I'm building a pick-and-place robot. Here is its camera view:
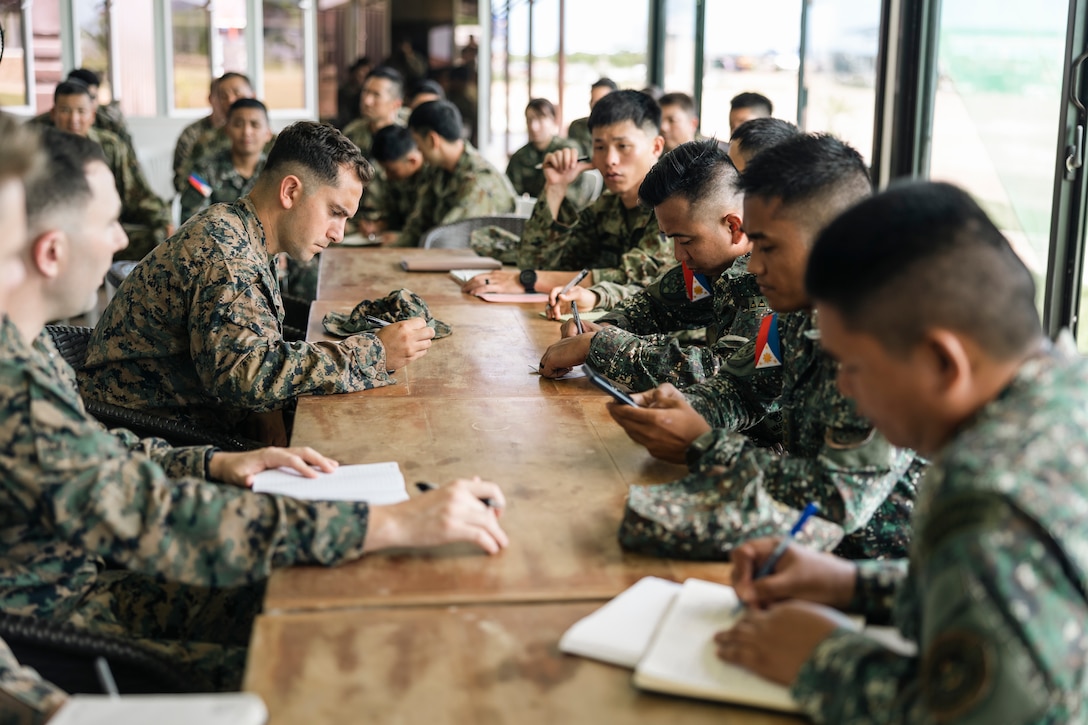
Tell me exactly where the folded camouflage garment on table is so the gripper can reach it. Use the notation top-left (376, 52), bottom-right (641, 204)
top-left (322, 288), bottom-right (452, 338)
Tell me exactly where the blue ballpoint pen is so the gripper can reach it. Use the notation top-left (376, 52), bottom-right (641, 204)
top-left (754, 502), bottom-right (820, 579)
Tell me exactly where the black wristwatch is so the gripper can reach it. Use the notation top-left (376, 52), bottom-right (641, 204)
top-left (519, 269), bottom-right (538, 293)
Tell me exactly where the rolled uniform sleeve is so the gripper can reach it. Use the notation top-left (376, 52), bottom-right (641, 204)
top-left (0, 637), bottom-right (68, 725)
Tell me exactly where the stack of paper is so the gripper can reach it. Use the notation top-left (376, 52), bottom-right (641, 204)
top-left (251, 462), bottom-right (409, 505)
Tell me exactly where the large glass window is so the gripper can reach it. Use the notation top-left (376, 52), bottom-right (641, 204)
top-left (171, 0), bottom-right (211, 110)
top-left (701, 0), bottom-right (802, 140)
top-left (928, 0), bottom-right (1068, 317)
top-left (112, 0), bottom-right (155, 116)
top-left (663, 0), bottom-right (695, 95)
top-left (562, 0), bottom-right (648, 126)
top-left (0, 0), bottom-right (28, 108)
top-left (73, 0), bottom-right (111, 102)
top-left (263, 0), bottom-right (306, 110)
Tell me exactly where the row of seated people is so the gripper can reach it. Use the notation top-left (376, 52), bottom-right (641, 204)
top-left (1, 80), bottom-right (1083, 723)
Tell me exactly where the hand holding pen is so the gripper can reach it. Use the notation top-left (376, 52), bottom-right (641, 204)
top-left (546, 268), bottom-right (590, 319)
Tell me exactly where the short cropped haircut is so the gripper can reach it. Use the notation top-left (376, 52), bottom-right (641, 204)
top-left (639, 139), bottom-right (740, 215)
top-left (659, 92), bottom-right (696, 115)
top-left (25, 127), bottom-right (106, 233)
top-left (67, 68), bottom-right (101, 88)
top-left (263, 121), bottom-right (373, 188)
top-left (592, 78), bottom-right (618, 92)
top-left (227, 97), bottom-right (268, 120)
top-left (0, 114), bottom-right (45, 193)
top-left (407, 80), bottom-right (446, 104)
top-left (54, 81), bottom-right (93, 102)
top-left (407, 100), bottom-right (464, 142)
top-left (365, 66), bottom-right (405, 99)
top-left (730, 117), bottom-right (801, 157)
top-left (371, 124), bottom-right (417, 163)
top-left (730, 92), bottom-right (773, 115)
top-left (526, 98), bottom-right (557, 119)
top-left (738, 133), bottom-right (871, 237)
top-left (807, 181), bottom-right (1042, 359)
top-left (588, 89), bottom-right (661, 135)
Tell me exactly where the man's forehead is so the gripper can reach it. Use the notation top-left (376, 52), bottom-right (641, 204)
top-left (591, 120), bottom-right (646, 140)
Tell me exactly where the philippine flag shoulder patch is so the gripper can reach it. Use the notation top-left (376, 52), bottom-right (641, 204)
top-left (754, 313), bottom-right (782, 369)
top-left (682, 262), bottom-right (713, 302)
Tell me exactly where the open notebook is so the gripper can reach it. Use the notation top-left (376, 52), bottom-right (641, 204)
top-left (251, 462), bottom-right (409, 504)
top-left (400, 256), bottom-right (502, 272)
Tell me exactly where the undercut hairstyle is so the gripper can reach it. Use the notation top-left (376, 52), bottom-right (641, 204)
top-left (407, 100), bottom-right (464, 142)
top-left (588, 89), bottom-right (661, 136)
top-left (371, 124), bottom-right (417, 163)
top-left (262, 121), bottom-right (373, 188)
top-left (730, 92), bottom-right (773, 116)
top-left (738, 133), bottom-right (871, 236)
top-left (0, 114), bottom-right (45, 197)
top-left (67, 68), bottom-right (101, 88)
top-left (407, 80), bottom-right (446, 104)
top-left (227, 97), bottom-right (268, 120)
top-left (807, 181), bottom-right (1042, 359)
top-left (592, 78), bottom-right (618, 92)
top-left (54, 81), bottom-right (93, 102)
top-left (639, 139), bottom-right (740, 216)
top-left (659, 92), bottom-right (696, 115)
top-left (365, 66), bottom-right (405, 99)
top-left (730, 117), bottom-right (801, 157)
top-left (218, 71), bottom-right (253, 88)
top-left (25, 127), bottom-right (106, 233)
top-left (526, 98), bottom-right (557, 119)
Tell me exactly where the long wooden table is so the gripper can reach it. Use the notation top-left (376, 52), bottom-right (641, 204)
top-left (246, 246), bottom-right (802, 723)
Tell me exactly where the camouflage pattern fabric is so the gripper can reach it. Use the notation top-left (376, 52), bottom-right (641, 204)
top-left (0, 317), bottom-right (377, 695)
top-left (179, 149), bottom-right (265, 223)
top-left (173, 115), bottom-right (217, 193)
top-left (342, 118), bottom-right (379, 157)
top-left (88, 127), bottom-right (170, 262)
top-left (393, 143), bottom-right (517, 247)
top-left (0, 635), bottom-right (68, 724)
top-left (79, 198), bottom-right (394, 436)
top-left (792, 337), bottom-right (1088, 723)
top-left (517, 193), bottom-right (670, 308)
top-left (32, 105), bottom-right (135, 152)
top-left (323, 289), bottom-right (452, 339)
top-left (469, 225), bottom-right (521, 265)
top-left (619, 310), bottom-right (921, 561)
top-left (587, 254), bottom-right (770, 391)
top-left (356, 164), bottom-right (431, 231)
top-left (566, 117), bottom-right (591, 156)
top-left (505, 135), bottom-right (596, 207)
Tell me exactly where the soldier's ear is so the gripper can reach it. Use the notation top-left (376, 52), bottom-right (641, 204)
top-left (279, 174), bottom-right (304, 209)
top-left (30, 229), bottom-right (67, 281)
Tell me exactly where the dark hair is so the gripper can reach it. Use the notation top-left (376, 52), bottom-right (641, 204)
top-left (525, 98), bottom-right (557, 119)
top-left (54, 81), bottom-right (93, 102)
top-left (592, 78), bottom-right (618, 92)
top-left (407, 79), bottom-right (446, 104)
top-left (640, 85), bottom-right (665, 102)
top-left (371, 124), bottom-right (417, 163)
top-left (67, 68), bottom-right (101, 88)
top-left (807, 181), bottom-right (1042, 358)
top-left (349, 56), bottom-right (371, 73)
top-left (639, 139), bottom-right (740, 212)
top-left (730, 92), bottom-right (773, 115)
top-left (588, 89), bottom-right (661, 135)
top-left (407, 100), bottom-right (463, 142)
top-left (738, 133), bottom-right (871, 235)
top-left (263, 121), bottom-right (372, 187)
top-left (659, 92), bottom-right (695, 115)
top-left (0, 113), bottom-right (44, 190)
top-left (364, 66), bottom-right (405, 99)
top-left (25, 127), bottom-right (106, 231)
top-left (217, 71), bottom-right (253, 91)
top-left (227, 97), bottom-right (268, 120)
top-left (729, 117), bottom-right (801, 156)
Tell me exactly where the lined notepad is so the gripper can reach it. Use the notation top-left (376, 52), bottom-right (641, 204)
top-left (251, 462), bottom-right (408, 505)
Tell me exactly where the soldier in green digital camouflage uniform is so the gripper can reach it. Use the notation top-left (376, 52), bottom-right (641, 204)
top-left (506, 98), bottom-right (596, 208)
top-left (394, 100), bottom-right (515, 247)
top-left (565, 77), bottom-right (617, 156)
top-left (179, 98), bottom-right (272, 223)
top-left (356, 124), bottom-right (431, 239)
top-left (0, 129), bottom-right (507, 718)
top-left (461, 90), bottom-right (669, 309)
top-left (608, 134), bottom-right (921, 562)
top-left (51, 81), bottom-right (171, 261)
top-left (717, 181), bottom-right (1088, 724)
top-left (80, 122), bottom-right (436, 445)
top-left (341, 66), bottom-right (404, 158)
top-left (173, 72), bottom-right (255, 193)
top-left (31, 68), bottom-right (135, 151)
top-left (538, 140), bottom-right (769, 391)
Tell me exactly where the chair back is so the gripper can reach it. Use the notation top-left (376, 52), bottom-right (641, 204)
top-left (46, 325), bottom-right (93, 371)
top-left (422, 214), bottom-right (529, 249)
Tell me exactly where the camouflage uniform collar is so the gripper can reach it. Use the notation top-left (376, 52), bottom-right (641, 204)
top-left (229, 197), bottom-right (269, 258)
top-left (454, 142), bottom-right (483, 173)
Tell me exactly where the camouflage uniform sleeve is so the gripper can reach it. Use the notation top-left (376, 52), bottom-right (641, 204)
top-left (178, 158), bottom-right (214, 223)
top-left (516, 195), bottom-right (596, 270)
top-left (113, 141), bottom-right (170, 231)
top-left (791, 493), bottom-right (1083, 723)
top-left (587, 325), bottom-right (724, 392)
top-left (0, 637), bottom-right (68, 725)
top-left (848, 559), bottom-right (909, 624)
top-left (684, 338), bottom-right (785, 431)
top-left (393, 178), bottom-right (438, 247)
top-left (595, 265), bottom-right (713, 334)
top-left (3, 362), bottom-right (374, 586)
top-left (107, 426), bottom-right (210, 480)
top-left (173, 122), bottom-right (203, 193)
top-left (355, 165), bottom-right (388, 224)
top-left (190, 260), bottom-right (392, 408)
top-left (505, 147), bottom-right (532, 197)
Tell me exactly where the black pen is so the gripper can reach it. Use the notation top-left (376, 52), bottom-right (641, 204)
top-left (365, 315), bottom-right (391, 327)
top-left (571, 301), bottom-right (585, 334)
top-left (533, 156), bottom-right (591, 170)
top-left (416, 481), bottom-right (499, 509)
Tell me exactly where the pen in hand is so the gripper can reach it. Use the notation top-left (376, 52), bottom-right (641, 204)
top-left (754, 502), bottom-right (820, 579)
top-left (558, 268), bottom-right (590, 297)
top-left (571, 301), bottom-right (584, 334)
top-left (534, 156), bottom-right (591, 170)
top-left (416, 481), bottom-right (500, 510)
top-left (365, 315), bottom-right (391, 328)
